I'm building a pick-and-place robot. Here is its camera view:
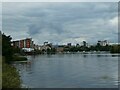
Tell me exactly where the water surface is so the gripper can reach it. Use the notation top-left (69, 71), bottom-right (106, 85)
top-left (13, 53), bottom-right (119, 88)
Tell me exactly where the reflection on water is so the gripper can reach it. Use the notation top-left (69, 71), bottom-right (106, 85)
top-left (13, 53), bottom-right (119, 88)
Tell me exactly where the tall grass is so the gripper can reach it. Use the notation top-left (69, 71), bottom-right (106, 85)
top-left (2, 58), bottom-right (21, 88)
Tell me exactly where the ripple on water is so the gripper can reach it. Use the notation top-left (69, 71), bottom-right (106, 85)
top-left (15, 54), bottom-right (118, 88)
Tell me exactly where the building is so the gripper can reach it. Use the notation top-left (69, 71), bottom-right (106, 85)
top-left (48, 43), bottom-right (53, 47)
top-left (98, 40), bottom-right (108, 46)
top-left (44, 42), bottom-right (48, 46)
top-left (12, 41), bottom-right (19, 48)
top-left (38, 45), bottom-right (51, 52)
top-left (26, 38), bottom-right (32, 48)
top-left (12, 38), bottom-right (34, 52)
top-left (76, 43), bottom-right (80, 47)
top-left (67, 43), bottom-right (71, 47)
top-left (34, 44), bottom-right (42, 50)
top-left (12, 38), bottom-right (33, 48)
top-left (36, 42), bottom-right (52, 51)
top-left (20, 40), bottom-right (24, 48)
top-left (22, 48), bottom-right (34, 52)
top-left (56, 47), bottom-right (64, 53)
top-left (83, 41), bottom-right (88, 47)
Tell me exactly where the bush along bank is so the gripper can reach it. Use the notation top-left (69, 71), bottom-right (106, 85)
top-left (12, 55), bottom-right (27, 61)
top-left (2, 59), bottom-right (21, 88)
top-left (2, 33), bottom-right (26, 88)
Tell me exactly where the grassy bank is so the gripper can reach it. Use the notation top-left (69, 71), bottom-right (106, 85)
top-left (2, 59), bottom-right (21, 88)
top-left (2, 55), bottom-right (28, 88)
top-left (12, 55), bottom-right (27, 61)
top-left (2, 33), bottom-right (26, 89)
top-left (0, 56), bottom-right (2, 89)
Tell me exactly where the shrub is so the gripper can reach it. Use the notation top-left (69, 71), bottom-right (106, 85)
top-left (12, 56), bottom-right (27, 61)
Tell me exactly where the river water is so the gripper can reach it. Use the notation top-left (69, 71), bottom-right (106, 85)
top-left (13, 53), bottom-right (119, 88)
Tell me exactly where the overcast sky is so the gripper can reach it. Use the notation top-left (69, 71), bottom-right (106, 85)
top-left (2, 2), bottom-right (118, 45)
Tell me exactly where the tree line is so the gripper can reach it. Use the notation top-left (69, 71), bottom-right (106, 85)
top-left (63, 44), bottom-right (120, 53)
top-left (2, 33), bottom-right (21, 88)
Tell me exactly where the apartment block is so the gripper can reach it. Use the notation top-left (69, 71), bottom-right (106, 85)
top-left (12, 38), bottom-right (34, 48)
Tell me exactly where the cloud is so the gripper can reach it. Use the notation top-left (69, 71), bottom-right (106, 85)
top-left (2, 2), bottom-right (118, 45)
top-left (2, 0), bottom-right (120, 2)
top-left (109, 16), bottom-right (118, 27)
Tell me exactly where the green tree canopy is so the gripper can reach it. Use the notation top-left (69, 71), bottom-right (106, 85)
top-left (2, 33), bottom-right (13, 63)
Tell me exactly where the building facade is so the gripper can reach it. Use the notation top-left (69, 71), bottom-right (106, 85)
top-left (98, 40), bottom-right (108, 46)
top-left (67, 43), bottom-right (72, 47)
top-left (12, 38), bottom-right (34, 48)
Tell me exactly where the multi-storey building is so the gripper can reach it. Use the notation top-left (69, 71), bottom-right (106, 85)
top-left (12, 38), bottom-right (34, 48)
top-left (20, 40), bottom-right (24, 48)
top-left (12, 41), bottom-right (19, 48)
top-left (26, 38), bottom-right (32, 48)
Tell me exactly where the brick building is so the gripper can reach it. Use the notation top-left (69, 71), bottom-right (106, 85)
top-left (12, 38), bottom-right (34, 48)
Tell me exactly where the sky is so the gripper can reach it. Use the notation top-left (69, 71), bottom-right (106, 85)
top-left (1, 0), bottom-right (120, 2)
top-left (2, 2), bottom-right (118, 45)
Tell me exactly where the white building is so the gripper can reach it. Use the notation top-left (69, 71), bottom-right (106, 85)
top-left (22, 48), bottom-right (34, 52)
top-left (98, 40), bottom-right (108, 46)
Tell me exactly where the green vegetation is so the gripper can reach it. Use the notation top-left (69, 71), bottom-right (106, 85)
top-left (64, 44), bottom-right (120, 53)
top-left (34, 47), bottom-right (56, 54)
top-left (2, 33), bottom-right (23, 88)
top-left (1, 32), bottom-right (120, 89)
top-left (110, 45), bottom-right (120, 53)
top-left (2, 33), bottom-right (27, 63)
top-left (46, 48), bottom-right (56, 54)
top-left (2, 34), bottom-right (13, 63)
top-left (0, 56), bottom-right (2, 89)
top-left (2, 59), bottom-right (21, 88)
top-left (12, 55), bottom-right (27, 61)
top-left (34, 49), bottom-right (42, 54)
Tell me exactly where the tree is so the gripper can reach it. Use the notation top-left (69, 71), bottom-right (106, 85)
top-left (47, 48), bottom-right (51, 54)
top-left (2, 34), bottom-right (13, 63)
top-left (2, 33), bottom-right (21, 88)
top-left (110, 45), bottom-right (120, 53)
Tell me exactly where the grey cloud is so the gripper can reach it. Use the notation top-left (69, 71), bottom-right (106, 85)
top-left (27, 24), bottom-right (40, 35)
top-left (2, 2), bottom-right (118, 45)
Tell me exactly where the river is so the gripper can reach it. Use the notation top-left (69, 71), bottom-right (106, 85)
top-left (13, 53), bottom-right (119, 88)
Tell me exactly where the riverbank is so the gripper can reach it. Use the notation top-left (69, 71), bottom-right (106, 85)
top-left (2, 55), bottom-right (28, 88)
top-left (12, 54), bottom-right (27, 61)
top-left (2, 59), bottom-right (21, 88)
top-left (24, 51), bottom-right (120, 55)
